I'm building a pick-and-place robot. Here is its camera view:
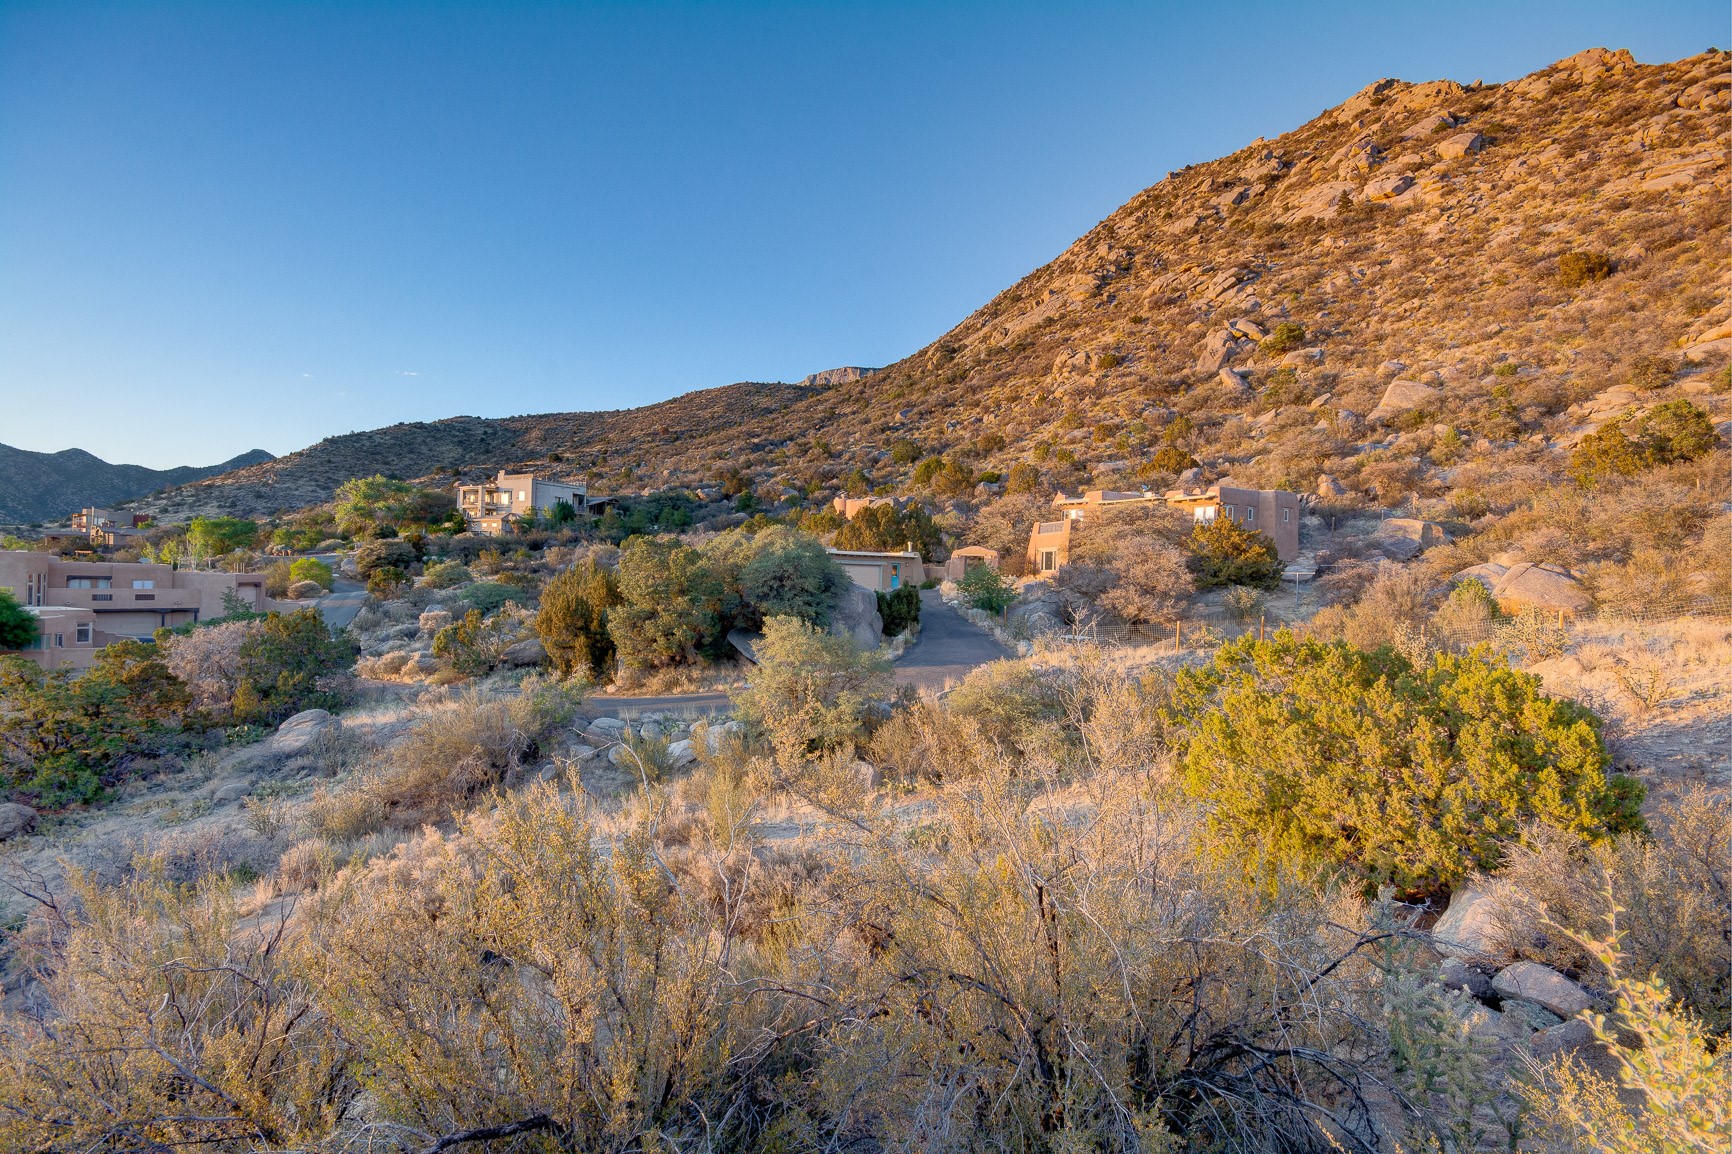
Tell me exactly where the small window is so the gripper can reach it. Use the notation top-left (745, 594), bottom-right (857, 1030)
top-left (1282, 508), bottom-right (1291, 522)
top-left (1039, 549), bottom-right (1058, 572)
top-left (1245, 506), bottom-right (1256, 524)
top-left (519, 491), bottom-right (528, 501)
top-left (1224, 505), bottom-right (1235, 519)
top-left (54, 633), bottom-right (64, 647)
top-left (135, 593), bottom-right (154, 601)
top-left (76, 623), bottom-right (91, 644)
top-left (132, 579), bottom-right (155, 589)
top-left (92, 593), bottom-right (113, 602)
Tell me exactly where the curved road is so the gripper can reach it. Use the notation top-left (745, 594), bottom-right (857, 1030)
top-left (893, 588), bottom-right (1013, 693)
top-left (599, 590), bottom-right (1011, 714)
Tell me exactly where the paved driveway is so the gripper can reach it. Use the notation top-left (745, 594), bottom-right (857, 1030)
top-left (895, 589), bottom-right (1013, 693)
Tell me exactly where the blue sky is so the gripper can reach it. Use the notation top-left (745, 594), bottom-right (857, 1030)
top-left (0, 1), bottom-right (1723, 468)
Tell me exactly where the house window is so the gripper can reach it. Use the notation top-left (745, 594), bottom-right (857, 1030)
top-left (76, 623), bottom-right (91, 644)
top-left (92, 594), bottom-right (113, 602)
top-left (132, 579), bottom-right (155, 589)
top-left (519, 491), bottom-right (528, 502)
top-left (1224, 505), bottom-right (1235, 519)
top-left (1039, 550), bottom-right (1058, 572)
top-left (890, 565), bottom-right (901, 590)
top-left (135, 594), bottom-right (155, 601)
top-left (66, 577), bottom-right (112, 589)
top-left (1282, 508), bottom-right (1291, 522)
top-left (1244, 506), bottom-right (1255, 524)
top-left (54, 633), bottom-right (64, 647)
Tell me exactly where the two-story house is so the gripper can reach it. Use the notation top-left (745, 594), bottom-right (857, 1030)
top-left (455, 471), bottom-right (606, 534)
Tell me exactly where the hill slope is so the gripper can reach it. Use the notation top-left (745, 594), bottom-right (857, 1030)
top-left (0, 444), bottom-right (274, 524)
top-left (133, 46), bottom-right (1729, 520)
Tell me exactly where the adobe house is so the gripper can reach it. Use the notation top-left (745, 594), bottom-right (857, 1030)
top-left (1163, 483), bottom-right (1302, 562)
top-left (943, 545), bottom-right (1000, 581)
top-left (826, 547), bottom-right (924, 592)
top-left (0, 551), bottom-right (267, 669)
top-left (831, 495), bottom-right (904, 520)
top-left (456, 470), bottom-right (605, 534)
top-left (1026, 482), bottom-right (1303, 572)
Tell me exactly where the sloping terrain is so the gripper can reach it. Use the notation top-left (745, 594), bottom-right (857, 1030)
top-left (130, 47), bottom-right (1728, 519)
top-left (0, 444), bottom-right (273, 524)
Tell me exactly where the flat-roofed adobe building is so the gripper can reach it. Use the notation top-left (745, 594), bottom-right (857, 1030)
top-left (1027, 482), bottom-right (1303, 573)
top-left (456, 471), bottom-right (606, 534)
top-left (0, 552), bottom-right (266, 669)
top-left (826, 547), bottom-right (924, 592)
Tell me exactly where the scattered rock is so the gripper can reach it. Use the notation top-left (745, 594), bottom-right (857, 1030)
top-left (1316, 474), bottom-right (1349, 498)
top-left (1363, 172), bottom-right (1415, 201)
top-left (211, 779), bottom-right (252, 804)
top-left (1491, 562), bottom-right (1591, 616)
top-left (1218, 367), bottom-right (1252, 393)
top-left (0, 802), bottom-right (38, 842)
top-left (1452, 562), bottom-right (1509, 595)
top-left (269, 709), bottom-right (341, 756)
top-left (1377, 517), bottom-right (1450, 550)
top-left (285, 579), bottom-right (326, 600)
top-left (1531, 1017), bottom-right (1596, 1058)
top-left (1435, 131), bottom-right (1485, 159)
top-left (851, 759), bottom-right (882, 789)
top-left (1432, 881), bottom-right (1504, 960)
top-left (1195, 328), bottom-right (1247, 374)
top-left (1369, 378), bottom-right (1443, 423)
top-left (499, 638), bottom-right (549, 668)
top-left (666, 739), bottom-right (698, 769)
top-left (1492, 961), bottom-right (1592, 1018)
top-left (830, 582), bottom-right (885, 651)
top-left (1439, 958), bottom-right (1493, 1000)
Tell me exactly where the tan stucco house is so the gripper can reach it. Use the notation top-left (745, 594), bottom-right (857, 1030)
top-left (0, 552), bottom-right (266, 669)
top-left (1027, 482), bottom-right (1302, 573)
top-left (457, 471), bottom-right (605, 534)
top-left (826, 547), bottom-right (924, 592)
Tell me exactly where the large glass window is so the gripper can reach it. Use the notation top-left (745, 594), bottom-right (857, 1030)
top-left (132, 579), bottom-right (155, 589)
top-left (66, 577), bottom-right (112, 589)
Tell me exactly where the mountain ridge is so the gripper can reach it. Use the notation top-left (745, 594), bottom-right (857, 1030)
top-left (0, 444), bottom-right (274, 524)
top-left (126, 45), bottom-right (1729, 522)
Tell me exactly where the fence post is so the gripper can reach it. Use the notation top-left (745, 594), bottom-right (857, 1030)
top-left (1175, 621), bottom-right (1182, 651)
top-left (1259, 615), bottom-right (1265, 642)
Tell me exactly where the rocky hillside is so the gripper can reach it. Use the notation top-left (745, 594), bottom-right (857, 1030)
top-left (0, 444), bottom-right (273, 524)
top-left (132, 47), bottom-right (1728, 520)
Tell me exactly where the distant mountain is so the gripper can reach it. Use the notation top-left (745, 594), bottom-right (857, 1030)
top-left (798, 366), bottom-right (879, 387)
top-left (0, 444), bottom-right (275, 524)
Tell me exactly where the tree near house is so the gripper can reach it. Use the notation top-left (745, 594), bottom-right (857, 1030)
top-left (0, 589), bottom-right (36, 651)
top-left (289, 557), bottom-right (334, 590)
top-left (833, 502), bottom-right (942, 559)
top-left (731, 615), bottom-right (893, 772)
top-left (535, 560), bottom-right (619, 680)
top-left (608, 537), bottom-right (726, 670)
top-left (1187, 516), bottom-right (1283, 590)
top-left (186, 516), bottom-right (258, 564)
top-left (332, 475), bottom-right (455, 534)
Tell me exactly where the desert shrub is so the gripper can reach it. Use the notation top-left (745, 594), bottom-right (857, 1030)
top-left (1005, 461), bottom-right (1041, 493)
top-left (0, 866), bottom-right (346, 1151)
top-left (945, 660), bottom-right (1064, 756)
top-left (707, 525), bottom-right (847, 628)
top-left (832, 501), bottom-right (942, 559)
top-left (289, 557), bottom-right (334, 590)
top-left (419, 559), bottom-right (472, 589)
top-left (609, 537), bottom-right (726, 670)
top-left (535, 560), bottom-right (619, 679)
top-left (1221, 584), bottom-right (1266, 623)
top-left (1557, 250), bottom-right (1613, 289)
top-left (262, 559), bottom-right (294, 598)
top-left (1571, 400), bottom-right (1721, 485)
top-left (1168, 633), bottom-right (1644, 899)
top-left (433, 606), bottom-right (531, 677)
top-left (731, 616), bottom-right (892, 771)
top-left (160, 618), bottom-right (255, 712)
top-left (0, 643), bottom-right (193, 807)
top-left (368, 681), bottom-right (575, 825)
top-left (1431, 578), bottom-right (1500, 649)
top-left (365, 565), bottom-right (408, 599)
top-left (1260, 321), bottom-right (1305, 354)
top-left (1145, 444), bottom-right (1199, 474)
top-left (1492, 790), bottom-right (1731, 1035)
top-left (1095, 540), bottom-right (1192, 625)
top-left (1187, 516), bottom-right (1283, 590)
top-left (333, 474), bottom-right (453, 534)
top-left (875, 584), bottom-right (921, 636)
top-left (958, 561), bottom-right (1017, 613)
top-left (1519, 936), bottom-right (1731, 1154)
top-left (354, 536), bottom-right (416, 578)
top-left (0, 588), bottom-right (36, 649)
top-left (456, 580), bottom-right (527, 614)
top-left (230, 609), bottom-right (355, 724)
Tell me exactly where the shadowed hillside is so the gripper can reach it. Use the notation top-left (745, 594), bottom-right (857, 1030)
top-left (0, 444), bottom-right (273, 523)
